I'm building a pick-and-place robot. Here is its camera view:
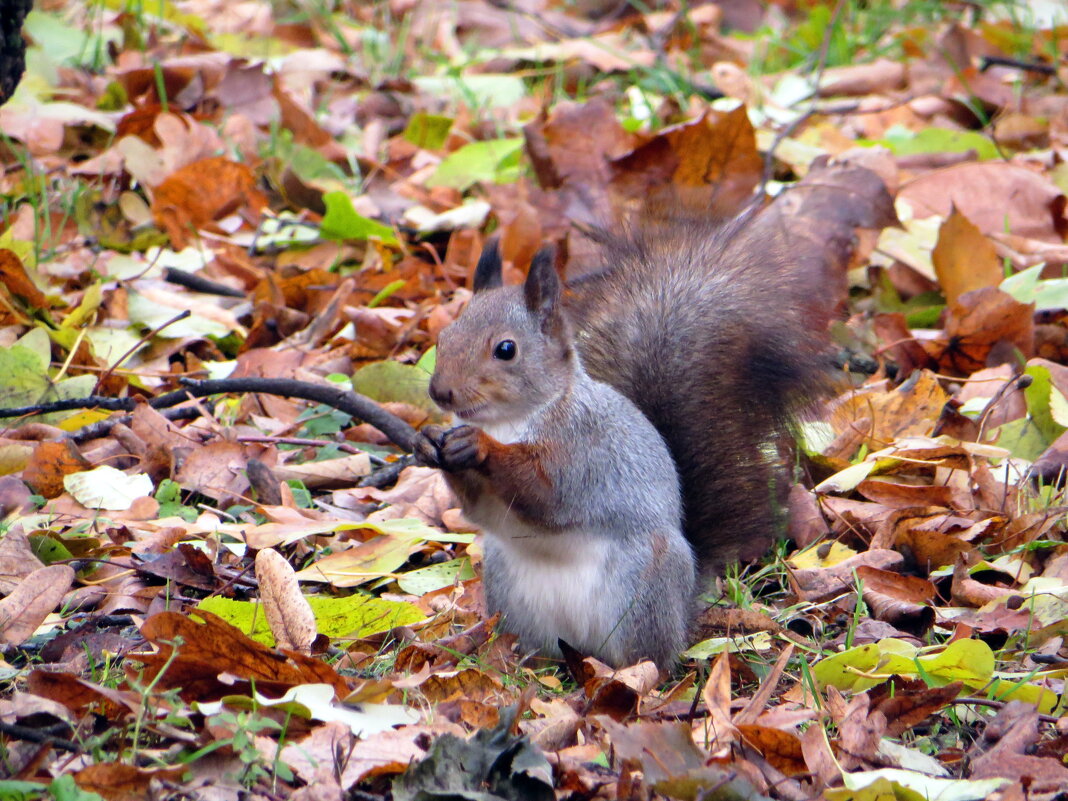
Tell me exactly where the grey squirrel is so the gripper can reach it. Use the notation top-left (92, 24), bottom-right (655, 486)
top-left (414, 215), bottom-right (826, 668)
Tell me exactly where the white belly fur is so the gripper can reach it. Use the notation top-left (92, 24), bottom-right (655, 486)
top-left (485, 519), bottom-right (620, 657)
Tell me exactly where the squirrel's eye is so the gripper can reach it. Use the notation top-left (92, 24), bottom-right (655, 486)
top-left (493, 339), bottom-right (517, 361)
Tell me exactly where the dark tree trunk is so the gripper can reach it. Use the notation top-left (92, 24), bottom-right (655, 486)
top-left (1, 0), bottom-right (33, 105)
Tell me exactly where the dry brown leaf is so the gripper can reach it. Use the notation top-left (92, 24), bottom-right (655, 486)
top-left (0, 564), bottom-right (75, 645)
top-left (837, 693), bottom-right (886, 771)
top-left (868, 678), bottom-right (962, 738)
top-left (173, 439), bottom-right (256, 506)
top-left (736, 645), bottom-right (794, 726)
top-left (21, 440), bottom-right (92, 499)
top-left (788, 549), bottom-right (906, 602)
top-left (818, 58), bottom-right (907, 97)
top-left (282, 721), bottom-right (453, 790)
top-left (933, 287), bottom-right (1034, 374)
top-left (856, 478), bottom-right (955, 509)
top-left (899, 162), bottom-right (1067, 243)
top-left (830, 370), bottom-right (949, 450)
top-left (736, 724), bottom-right (807, 776)
top-left (932, 207), bottom-right (1003, 305)
top-left (970, 701), bottom-right (1068, 794)
top-left (800, 722), bottom-right (841, 788)
top-left (855, 565), bottom-right (936, 634)
top-left (137, 609), bottom-right (350, 700)
top-left (152, 155), bottom-right (268, 247)
top-left (255, 548), bottom-right (317, 654)
top-left (27, 670), bottom-right (142, 718)
top-left (951, 557), bottom-right (1019, 607)
top-left (417, 667), bottom-right (505, 705)
top-left (0, 248), bottom-right (48, 315)
top-left (610, 105), bottom-right (762, 215)
top-left (892, 524), bottom-right (975, 573)
top-left (700, 650), bottom-right (736, 751)
top-left (595, 717), bottom-right (711, 784)
top-left (74, 763), bottom-right (186, 800)
top-left (273, 453), bottom-right (371, 488)
top-left (0, 525), bottom-right (46, 594)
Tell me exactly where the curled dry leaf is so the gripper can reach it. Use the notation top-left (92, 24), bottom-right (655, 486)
top-left (273, 453), bottom-right (372, 488)
top-left (855, 565), bottom-right (935, 635)
top-left (700, 651), bottom-right (736, 752)
top-left (969, 701), bottom-right (1068, 794)
top-left (0, 564), bottom-right (75, 646)
top-left (951, 557), bottom-right (1019, 607)
top-left (788, 549), bottom-right (905, 602)
top-left (256, 548), bottom-right (317, 654)
top-left (934, 287), bottom-right (1035, 374)
top-left (868, 678), bottom-right (962, 738)
top-left (837, 693), bottom-right (887, 771)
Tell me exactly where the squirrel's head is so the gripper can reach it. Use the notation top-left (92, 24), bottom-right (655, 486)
top-left (429, 241), bottom-right (575, 427)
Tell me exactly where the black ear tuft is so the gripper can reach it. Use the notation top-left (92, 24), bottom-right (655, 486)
top-left (523, 245), bottom-right (560, 323)
top-left (473, 237), bottom-right (504, 293)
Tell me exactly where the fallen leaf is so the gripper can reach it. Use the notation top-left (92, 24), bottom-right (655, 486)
top-left (256, 548), bottom-right (317, 654)
top-left (0, 564), bottom-right (75, 645)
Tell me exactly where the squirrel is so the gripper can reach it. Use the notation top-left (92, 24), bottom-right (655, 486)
top-left (413, 213), bottom-right (827, 669)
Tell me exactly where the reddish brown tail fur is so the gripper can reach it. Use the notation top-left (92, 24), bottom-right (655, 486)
top-left (564, 211), bottom-right (830, 571)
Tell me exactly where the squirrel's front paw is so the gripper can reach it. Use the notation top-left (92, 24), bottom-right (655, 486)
top-left (412, 425), bottom-right (448, 468)
top-left (438, 425), bottom-right (488, 471)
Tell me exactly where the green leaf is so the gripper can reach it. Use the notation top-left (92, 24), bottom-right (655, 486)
top-left (28, 534), bottom-right (73, 565)
top-left (916, 639), bottom-right (994, 688)
top-left (416, 346), bottom-right (436, 374)
top-left (404, 113), bottom-right (454, 150)
top-left (48, 774), bottom-right (105, 801)
top-left (1002, 265), bottom-right (1068, 312)
top-left (368, 279), bottom-right (407, 308)
top-left (682, 632), bottom-right (773, 659)
top-left (830, 770), bottom-right (1010, 801)
top-left (992, 416), bottom-right (1051, 461)
top-left (1023, 363), bottom-right (1067, 442)
top-left (320, 192), bottom-right (398, 244)
top-left (197, 593), bottom-right (424, 646)
top-left (0, 780), bottom-right (49, 800)
top-left (0, 329), bottom-right (96, 427)
top-left (126, 291), bottom-right (230, 339)
top-left (813, 638), bottom-right (995, 694)
top-left (24, 11), bottom-right (116, 70)
top-left (397, 558), bottom-right (475, 595)
top-left (413, 75), bottom-right (526, 109)
top-left (426, 138), bottom-right (525, 191)
top-left (352, 360), bottom-right (435, 413)
top-left (870, 126), bottom-right (999, 161)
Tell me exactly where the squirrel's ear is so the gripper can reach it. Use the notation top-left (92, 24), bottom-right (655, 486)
top-left (523, 246), bottom-right (560, 323)
top-left (473, 237), bottom-right (503, 293)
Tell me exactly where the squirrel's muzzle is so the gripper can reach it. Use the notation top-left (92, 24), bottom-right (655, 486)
top-left (428, 375), bottom-right (454, 409)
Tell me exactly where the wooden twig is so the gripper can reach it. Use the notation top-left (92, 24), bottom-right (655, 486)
top-left (1, 377), bottom-right (419, 452)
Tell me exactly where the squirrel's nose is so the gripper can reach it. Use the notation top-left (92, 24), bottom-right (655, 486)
top-left (428, 376), bottom-right (453, 408)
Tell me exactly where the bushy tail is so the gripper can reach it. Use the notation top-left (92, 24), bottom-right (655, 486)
top-left (565, 210), bottom-right (831, 570)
